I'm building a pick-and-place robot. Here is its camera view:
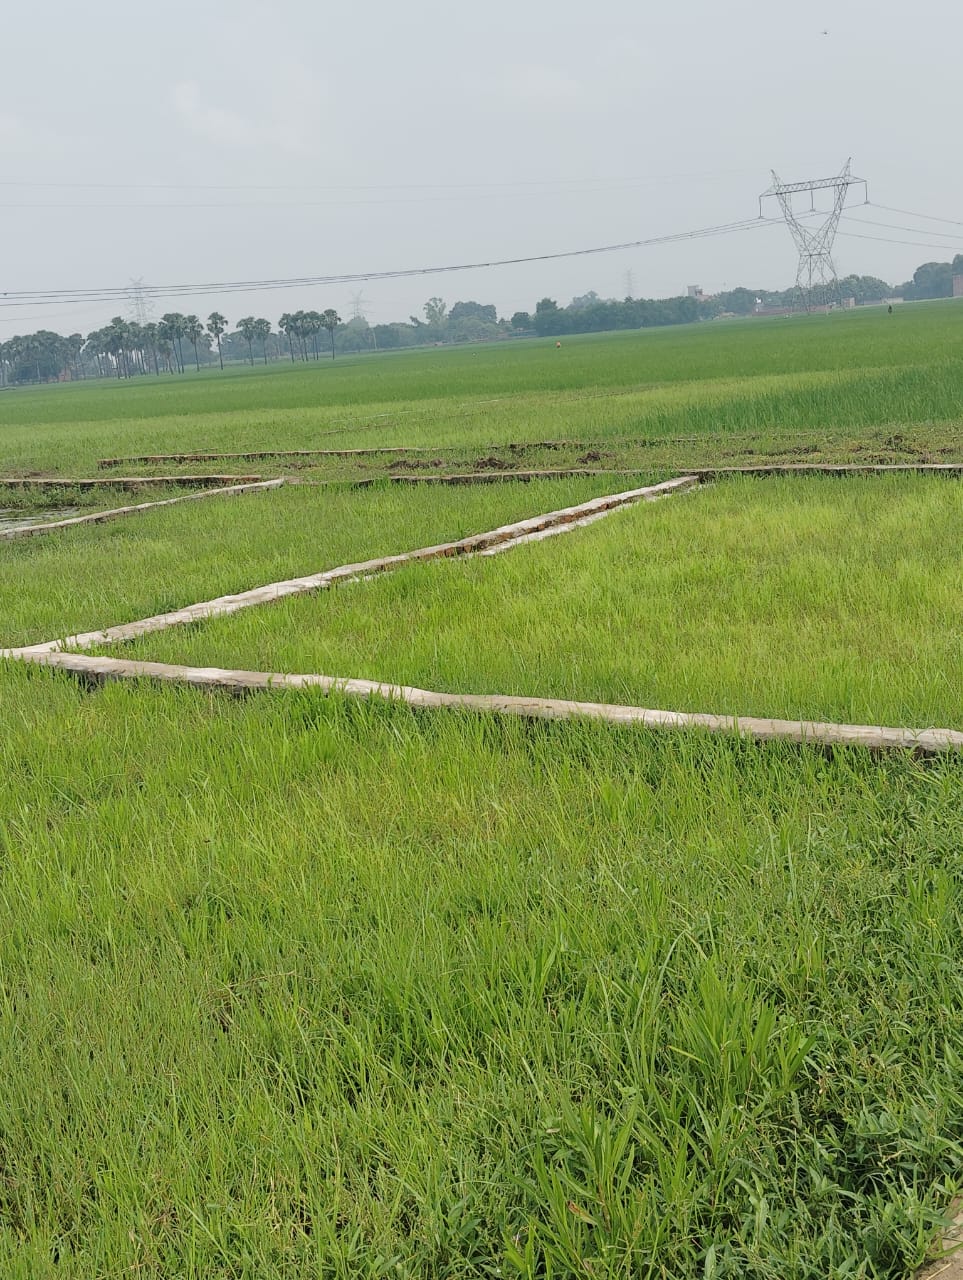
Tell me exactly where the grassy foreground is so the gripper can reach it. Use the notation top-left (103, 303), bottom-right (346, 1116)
top-left (1, 669), bottom-right (962, 1277)
top-left (116, 474), bottom-right (963, 730)
top-left (4, 310), bottom-right (963, 1276)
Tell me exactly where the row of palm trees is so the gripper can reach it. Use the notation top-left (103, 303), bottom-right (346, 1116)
top-left (0, 306), bottom-right (347, 384)
top-left (84, 312), bottom-right (229, 378)
top-left (278, 309), bottom-right (342, 361)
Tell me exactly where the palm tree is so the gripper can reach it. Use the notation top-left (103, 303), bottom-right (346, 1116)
top-left (292, 310), bottom-right (310, 361)
top-left (253, 318), bottom-right (272, 364)
top-left (185, 315), bottom-right (204, 372)
top-left (278, 313), bottom-right (296, 363)
top-left (125, 321), bottom-right (145, 376)
top-left (207, 312), bottom-right (227, 370)
top-left (321, 309), bottom-right (342, 360)
top-left (142, 323), bottom-right (161, 376)
top-left (237, 317), bottom-right (258, 366)
top-left (158, 335), bottom-right (175, 374)
top-left (300, 310), bottom-right (318, 359)
top-left (159, 313), bottom-right (187, 373)
top-left (100, 317), bottom-right (132, 378)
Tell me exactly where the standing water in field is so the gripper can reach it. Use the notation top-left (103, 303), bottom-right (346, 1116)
top-left (0, 508), bottom-right (79, 533)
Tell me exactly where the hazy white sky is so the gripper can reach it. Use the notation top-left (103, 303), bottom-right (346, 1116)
top-left (0, 0), bottom-right (958, 336)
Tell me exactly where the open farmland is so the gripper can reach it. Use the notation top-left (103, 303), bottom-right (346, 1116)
top-left (3, 306), bottom-right (963, 1277)
top-left (109, 474), bottom-right (963, 731)
top-left (3, 305), bottom-right (963, 480)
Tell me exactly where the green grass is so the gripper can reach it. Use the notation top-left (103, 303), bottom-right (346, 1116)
top-left (4, 309), bottom-right (963, 1276)
top-left (0, 476), bottom-right (639, 647)
top-left (112, 475), bottom-right (963, 729)
top-left (1, 668), bottom-right (962, 1276)
top-left (4, 306), bottom-right (963, 475)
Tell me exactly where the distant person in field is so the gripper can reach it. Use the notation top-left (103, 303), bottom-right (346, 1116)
top-left (888, 305), bottom-right (893, 315)
top-left (555, 340), bottom-right (562, 349)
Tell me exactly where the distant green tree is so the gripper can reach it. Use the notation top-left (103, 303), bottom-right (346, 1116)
top-left (103, 318), bottom-right (133, 379)
top-left (372, 323), bottom-right (418, 349)
top-left (423, 297), bottom-right (447, 328)
top-left (139, 323), bottom-right (159, 375)
top-left (903, 262), bottom-right (953, 301)
top-left (185, 315), bottom-right (205, 371)
top-left (64, 333), bottom-right (86, 380)
top-left (533, 298), bottom-right (566, 337)
top-left (278, 313), bottom-right (297, 362)
top-left (449, 300), bottom-right (497, 324)
top-left (838, 274), bottom-right (892, 304)
top-left (302, 311), bottom-right (323, 359)
top-left (159, 313), bottom-right (187, 373)
top-left (252, 318), bottom-right (273, 364)
top-left (236, 316), bottom-right (258, 366)
top-left (717, 287), bottom-right (757, 315)
top-left (340, 317), bottom-right (373, 353)
top-left (207, 312), bottom-right (228, 369)
top-left (321, 309), bottom-right (341, 359)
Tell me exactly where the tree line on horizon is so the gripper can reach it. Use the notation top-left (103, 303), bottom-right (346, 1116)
top-left (1, 254), bottom-right (960, 386)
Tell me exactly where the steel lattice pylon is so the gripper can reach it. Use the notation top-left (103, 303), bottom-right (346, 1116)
top-left (760, 160), bottom-right (868, 311)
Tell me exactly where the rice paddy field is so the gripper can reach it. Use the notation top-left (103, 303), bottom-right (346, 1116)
top-left (3, 304), bottom-right (963, 1277)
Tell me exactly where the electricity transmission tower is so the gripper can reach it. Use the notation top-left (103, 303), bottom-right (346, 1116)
top-left (126, 277), bottom-right (154, 326)
top-left (759, 160), bottom-right (867, 311)
top-left (349, 291), bottom-right (378, 349)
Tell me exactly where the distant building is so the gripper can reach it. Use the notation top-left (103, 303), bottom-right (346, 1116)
top-left (686, 285), bottom-right (704, 299)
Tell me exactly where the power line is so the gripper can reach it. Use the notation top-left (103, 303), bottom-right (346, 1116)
top-left (871, 202), bottom-right (963, 228)
top-left (843, 214), bottom-right (963, 239)
top-left (836, 228), bottom-right (963, 252)
top-left (0, 167), bottom-right (760, 195)
top-left (0, 215), bottom-right (779, 310)
top-left (0, 190), bottom-right (760, 211)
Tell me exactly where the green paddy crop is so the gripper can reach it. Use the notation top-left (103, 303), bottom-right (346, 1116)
top-left (1, 668), bottom-right (962, 1276)
top-left (0, 476), bottom-right (633, 647)
top-left (4, 305), bottom-right (963, 476)
top-left (5, 308), bottom-right (963, 1277)
top-left (114, 474), bottom-right (963, 730)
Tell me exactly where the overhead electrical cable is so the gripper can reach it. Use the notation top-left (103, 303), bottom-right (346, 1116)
top-left (0, 167), bottom-right (759, 194)
top-left (842, 214), bottom-right (963, 239)
top-left (869, 203), bottom-right (963, 228)
top-left (0, 190), bottom-right (770, 211)
top-left (836, 229), bottom-right (963, 251)
top-left (0, 215), bottom-right (779, 310)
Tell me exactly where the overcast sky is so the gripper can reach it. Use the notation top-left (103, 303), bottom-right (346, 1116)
top-left (0, 0), bottom-right (959, 337)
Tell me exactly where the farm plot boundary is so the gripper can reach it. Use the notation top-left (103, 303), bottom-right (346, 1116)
top-left (0, 474), bottom-right (265, 490)
top-left (96, 441), bottom-right (581, 466)
top-left (14, 649), bottom-right (963, 755)
top-left (5, 467), bottom-right (963, 755)
top-left (0, 478), bottom-right (284, 541)
top-left (5, 477), bottom-right (696, 656)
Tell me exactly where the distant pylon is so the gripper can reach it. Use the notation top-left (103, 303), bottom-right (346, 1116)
top-left (349, 290), bottom-right (369, 321)
top-left (760, 160), bottom-right (867, 311)
top-left (126, 277), bottom-right (154, 326)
